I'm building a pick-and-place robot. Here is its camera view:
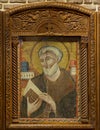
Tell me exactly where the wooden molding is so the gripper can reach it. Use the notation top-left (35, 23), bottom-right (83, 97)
top-left (0, 11), bottom-right (3, 130)
top-left (96, 12), bottom-right (100, 130)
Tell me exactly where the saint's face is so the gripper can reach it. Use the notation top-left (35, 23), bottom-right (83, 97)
top-left (39, 52), bottom-right (58, 69)
top-left (39, 52), bottom-right (59, 76)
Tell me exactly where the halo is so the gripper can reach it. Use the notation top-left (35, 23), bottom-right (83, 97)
top-left (30, 41), bottom-right (70, 74)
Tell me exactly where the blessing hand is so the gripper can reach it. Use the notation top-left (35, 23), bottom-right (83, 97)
top-left (39, 93), bottom-right (56, 114)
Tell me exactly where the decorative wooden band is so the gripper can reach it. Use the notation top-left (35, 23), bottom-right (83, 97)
top-left (0, 12), bottom-right (3, 128)
top-left (89, 15), bottom-right (96, 123)
top-left (5, 27), bottom-right (12, 126)
top-left (80, 43), bottom-right (88, 122)
top-left (12, 37), bottom-right (18, 119)
top-left (10, 8), bottom-right (89, 37)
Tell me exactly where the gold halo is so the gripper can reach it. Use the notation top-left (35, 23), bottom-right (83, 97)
top-left (30, 41), bottom-right (70, 74)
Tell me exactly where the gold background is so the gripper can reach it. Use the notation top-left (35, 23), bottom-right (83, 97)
top-left (21, 40), bottom-right (78, 74)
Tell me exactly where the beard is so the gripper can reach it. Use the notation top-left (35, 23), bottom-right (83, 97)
top-left (43, 63), bottom-right (59, 77)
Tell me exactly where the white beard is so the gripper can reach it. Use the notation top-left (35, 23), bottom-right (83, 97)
top-left (43, 63), bottom-right (59, 77)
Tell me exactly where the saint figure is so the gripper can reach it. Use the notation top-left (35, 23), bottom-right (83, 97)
top-left (21, 46), bottom-right (76, 118)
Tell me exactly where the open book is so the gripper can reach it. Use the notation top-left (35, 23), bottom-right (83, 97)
top-left (23, 80), bottom-right (56, 113)
top-left (23, 80), bottom-right (43, 103)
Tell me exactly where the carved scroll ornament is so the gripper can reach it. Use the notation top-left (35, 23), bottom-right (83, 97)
top-left (10, 9), bottom-right (89, 36)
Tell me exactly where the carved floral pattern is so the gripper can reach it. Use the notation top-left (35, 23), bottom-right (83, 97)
top-left (10, 9), bottom-right (89, 35)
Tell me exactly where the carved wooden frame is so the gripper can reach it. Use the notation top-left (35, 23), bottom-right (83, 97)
top-left (0, 2), bottom-right (99, 130)
top-left (96, 12), bottom-right (100, 130)
top-left (0, 11), bottom-right (3, 130)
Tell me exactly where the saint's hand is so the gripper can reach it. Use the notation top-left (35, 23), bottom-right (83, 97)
top-left (39, 93), bottom-right (56, 114)
top-left (27, 97), bottom-right (42, 117)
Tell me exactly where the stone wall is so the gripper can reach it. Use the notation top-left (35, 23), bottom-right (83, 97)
top-left (0, 0), bottom-right (100, 11)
